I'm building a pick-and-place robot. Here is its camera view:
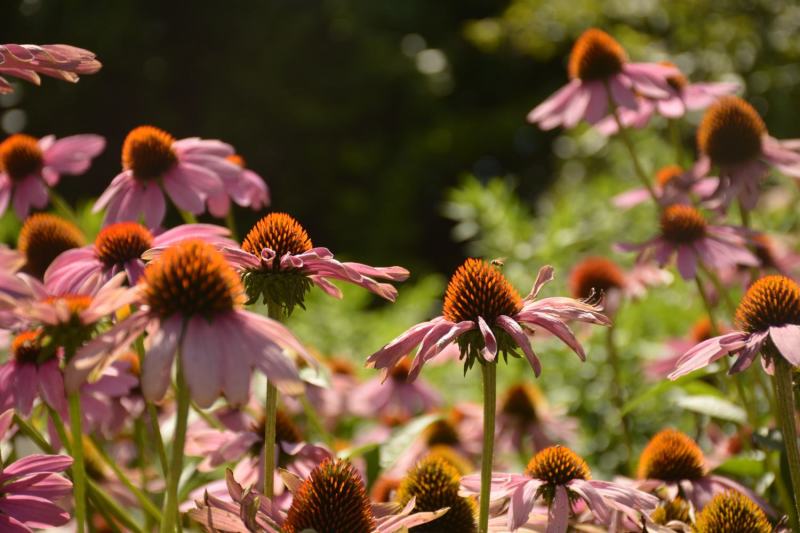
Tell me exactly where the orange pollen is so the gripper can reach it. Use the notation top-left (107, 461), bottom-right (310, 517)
top-left (568, 28), bottom-right (627, 81)
top-left (655, 164), bottom-right (684, 188)
top-left (45, 294), bottom-right (93, 316)
top-left (18, 213), bottom-right (85, 279)
top-left (735, 275), bottom-right (800, 334)
top-left (500, 383), bottom-right (542, 423)
top-left (94, 222), bottom-right (154, 266)
top-left (116, 351), bottom-right (141, 377)
top-left (226, 154), bottom-right (245, 168)
top-left (442, 258), bottom-right (522, 323)
top-left (694, 490), bottom-right (771, 533)
top-left (637, 429), bottom-right (706, 480)
top-left (697, 96), bottom-right (766, 167)
top-left (659, 61), bottom-right (687, 91)
top-left (568, 256), bottom-right (625, 300)
top-left (11, 330), bottom-right (43, 364)
top-left (659, 205), bottom-right (707, 243)
top-left (0, 134), bottom-right (43, 181)
top-left (122, 126), bottom-right (178, 181)
top-left (143, 240), bottom-right (244, 319)
top-left (525, 445), bottom-right (590, 485)
top-left (691, 317), bottom-right (714, 342)
top-left (241, 212), bottom-right (313, 261)
top-left (370, 476), bottom-right (401, 503)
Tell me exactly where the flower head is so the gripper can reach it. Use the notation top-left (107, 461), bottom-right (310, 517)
top-left (496, 383), bottom-right (577, 455)
top-left (694, 491), bottom-right (771, 533)
top-left (0, 43), bottom-right (101, 94)
top-left (18, 213), bottom-right (84, 279)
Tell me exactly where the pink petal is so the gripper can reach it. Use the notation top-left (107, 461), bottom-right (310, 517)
top-left (478, 316), bottom-right (497, 362)
top-left (141, 315), bottom-right (181, 402)
top-left (769, 324), bottom-right (800, 366)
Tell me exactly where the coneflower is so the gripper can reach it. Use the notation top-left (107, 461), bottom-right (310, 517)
top-left (694, 490), bottom-right (772, 533)
top-left (18, 213), bottom-right (85, 279)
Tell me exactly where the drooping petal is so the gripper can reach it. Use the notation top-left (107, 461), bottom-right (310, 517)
top-left (769, 324), bottom-right (800, 367)
top-left (141, 315), bottom-right (182, 402)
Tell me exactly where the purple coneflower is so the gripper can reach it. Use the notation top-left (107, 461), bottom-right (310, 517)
top-left (17, 213), bottom-right (85, 281)
top-left (460, 445), bottom-right (659, 532)
top-left (528, 28), bottom-right (678, 130)
top-left (0, 133), bottom-right (105, 219)
top-left (612, 164), bottom-right (718, 210)
top-left (694, 490), bottom-right (774, 533)
top-left (93, 126), bottom-right (240, 227)
top-left (44, 221), bottom-right (234, 294)
top-left (206, 154), bottom-right (270, 217)
top-left (0, 43), bottom-right (101, 94)
top-left (618, 204), bottom-right (758, 280)
top-left (351, 357), bottom-right (441, 421)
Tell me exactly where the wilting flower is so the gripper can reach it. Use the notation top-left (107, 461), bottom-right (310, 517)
top-left (460, 445), bottom-right (659, 532)
top-left (93, 126), bottom-right (240, 227)
top-left (395, 456), bottom-right (477, 532)
top-left (0, 43), bottom-right (101, 94)
top-left (206, 154), bottom-right (270, 217)
top-left (0, 133), bottom-right (105, 219)
top-left (351, 357), bottom-right (441, 421)
top-left (689, 96), bottom-right (800, 210)
top-left (527, 28), bottom-right (678, 130)
top-left (670, 275), bottom-right (800, 378)
top-left (612, 165), bottom-right (718, 210)
top-left (44, 221), bottom-right (234, 294)
top-left (66, 240), bottom-right (309, 406)
top-left (694, 491), bottom-right (773, 533)
top-left (218, 212), bottom-right (409, 315)
top-left (594, 64), bottom-right (738, 135)
top-left (368, 260), bottom-right (609, 380)
top-left (17, 213), bottom-right (85, 280)
top-left (635, 429), bottom-right (766, 512)
top-left (618, 205), bottom-right (758, 280)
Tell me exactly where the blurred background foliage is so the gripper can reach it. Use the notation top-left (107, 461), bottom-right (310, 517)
top-left (4, 0), bottom-right (800, 479)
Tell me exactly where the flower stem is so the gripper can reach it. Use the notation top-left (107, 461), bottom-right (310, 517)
top-left (68, 392), bottom-right (87, 533)
top-left (478, 361), bottom-right (497, 533)
top-left (177, 209), bottom-right (197, 224)
top-left (225, 210), bottom-right (239, 242)
top-left (161, 357), bottom-right (190, 533)
top-left (773, 357), bottom-right (800, 531)
top-left (263, 382), bottom-right (278, 498)
top-left (669, 118), bottom-right (684, 166)
top-left (605, 325), bottom-right (634, 472)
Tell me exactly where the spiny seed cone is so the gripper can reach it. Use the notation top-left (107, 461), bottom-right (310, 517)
top-left (568, 257), bottom-right (625, 300)
top-left (637, 429), bottom-right (705, 481)
top-left (650, 497), bottom-right (690, 525)
top-left (752, 234), bottom-right (779, 270)
top-left (143, 240), bottom-right (244, 319)
top-left (241, 212), bottom-right (312, 260)
top-left (659, 205), bottom-right (707, 244)
top-left (424, 445), bottom-right (474, 476)
top-left (735, 275), bottom-right (800, 334)
top-left (396, 456), bottom-right (477, 533)
top-left (694, 491), bottom-right (771, 533)
top-left (94, 222), bottom-right (154, 266)
top-left (18, 213), bottom-right (85, 279)
top-left (424, 419), bottom-right (461, 448)
top-left (697, 96), bottom-right (766, 167)
top-left (660, 61), bottom-right (688, 91)
top-left (655, 164), bottom-right (684, 188)
top-left (122, 125), bottom-right (177, 181)
top-left (691, 317), bottom-right (714, 343)
top-left (45, 294), bottom-right (92, 317)
top-left (525, 445), bottom-right (590, 485)
top-left (500, 383), bottom-right (543, 423)
top-left (0, 134), bottom-right (43, 181)
top-left (568, 28), bottom-right (627, 81)
top-left (389, 357), bottom-right (412, 381)
top-left (442, 258), bottom-right (522, 323)
top-left (283, 459), bottom-right (376, 533)
top-left (11, 329), bottom-right (43, 364)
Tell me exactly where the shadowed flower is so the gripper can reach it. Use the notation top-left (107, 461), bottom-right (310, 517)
top-left (0, 133), bottom-right (105, 219)
top-left (635, 429), bottom-right (766, 512)
top-left (694, 490), bottom-right (772, 533)
top-left (17, 213), bottom-right (84, 280)
top-left (367, 260), bottom-right (609, 380)
top-left (528, 28), bottom-right (678, 130)
top-left (612, 164), bottom-right (718, 210)
top-left (618, 204), bottom-right (758, 280)
top-left (0, 43), bottom-right (101, 94)
top-left (688, 96), bottom-right (800, 210)
top-left (44, 221), bottom-right (234, 294)
top-left (206, 154), bottom-right (271, 217)
top-left (670, 275), bottom-right (800, 378)
top-left (93, 126), bottom-right (240, 227)
top-left (65, 240), bottom-right (309, 407)
top-left (351, 357), bottom-right (441, 420)
top-left (460, 445), bottom-right (659, 532)
top-left (0, 329), bottom-right (66, 417)
top-left (217, 212), bottom-right (409, 315)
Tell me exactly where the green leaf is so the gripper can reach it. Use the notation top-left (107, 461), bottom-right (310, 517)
top-left (379, 413), bottom-right (442, 470)
top-left (621, 373), bottom-right (700, 416)
top-left (713, 454), bottom-right (766, 478)
top-left (674, 395), bottom-right (746, 423)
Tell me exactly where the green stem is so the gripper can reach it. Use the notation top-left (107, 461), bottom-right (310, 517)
top-left (605, 325), bottom-right (634, 472)
top-left (68, 392), bottom-right (88, 533)
top-left (263, 382), bottom-right (278, 498)
top-left (160, 358), bottom-right (190, 533)
top-left (178, 210), bottom-right (197, 224)
top-left (773, 357), bottom-right (800, 531)
top-left (669, 119), bottom-right (683, 165)
top-left (299, 395), bottom-right (334, 448)
top-left (225, 210), bottom-right (239, 242)
top-left (478, 362), bottom-right (497, 533)
top-left (48, 189), bottom-right (80, 224)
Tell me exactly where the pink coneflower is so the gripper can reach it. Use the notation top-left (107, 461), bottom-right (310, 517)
top-left (0, 246), bottom-right (33, 303)
top-left (612, 164), bottom-right (719, 210)
top-left (0, 133), bottom-right (105, 219)
top-left (93, 126), bottom-right (239, 227)
top-left (644, 316), bottom-right (715, 380)
top-left (367, 260), bottom-right (609, 379)
top-left (66, 240), bottom-right (308, 406)
top-left (17, 213), bottom-right (85, 280)
top-left (594, 64), bottom-right (738, 135)
top-left (0, 444), bottom-right (74, 531)
top-left (670, 275), bottom-right (800, 378)
top-left (206, 154), bottom-right (271, 217)
top-left (44, 221), bottom-right (234, 294)
top-left (216, 212), bottom-right (409, 314)
top-left (460, 445), bottom-right (659, 532)
top-left (527, 28), bottom-right (678, 130)
top-left (635, 429), bottom-right (767, 513)
top-left (0, 329), bottom-right (66, 416)
top-left (0, 43), bottom-right (101, 94)
top-left (618, 204), bottom-right (758, 280)
top-left (689, 96), bottom-right (800, 210)
top-left (351, 357), bottom-right (441, 420)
